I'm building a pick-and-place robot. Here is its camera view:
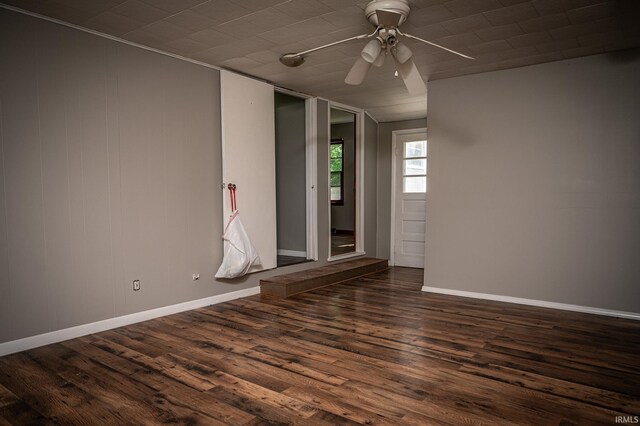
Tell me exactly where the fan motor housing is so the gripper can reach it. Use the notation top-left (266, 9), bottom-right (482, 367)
top-left (365, 0), bottom-right (410, 27)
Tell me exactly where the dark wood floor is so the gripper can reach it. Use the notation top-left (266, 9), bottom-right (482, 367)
top-left (1, 267), bottom-right (639, 425)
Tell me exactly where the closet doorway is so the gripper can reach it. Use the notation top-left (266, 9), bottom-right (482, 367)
top-left (274, 91), bottom-right (316, 267)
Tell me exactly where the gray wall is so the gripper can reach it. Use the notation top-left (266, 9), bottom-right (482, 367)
top-left (363, 114), bottom-right (379, 257)
top-left (0, 9), bottom-right (225, 343)
top-left (275, 92), bottom-right (306, 253)
top-left (376, 119), bottom-right (427, 260)
top-left (330, 122), bottom-right (355, 232)
top-left (0, 10), bottom-right (334, 344)
top-left (426, 50), bottom-right (640, 313)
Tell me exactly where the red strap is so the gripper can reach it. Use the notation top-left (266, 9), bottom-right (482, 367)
top-left (227, 183), bottom-right (238, 211)
top-left (234, 184), bottom-right (237, 211)
top-left (228, 184), bottom-right (234, 212)
top-left (232, 186), bottom-right (237, 211)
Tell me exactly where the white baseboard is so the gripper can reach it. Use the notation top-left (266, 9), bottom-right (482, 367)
top-left (421, 286), bottom-right (640, 320)
top-left (277, 249), bottom-right (307, 257)
top-left (0, 286), bottom-right (260, 357)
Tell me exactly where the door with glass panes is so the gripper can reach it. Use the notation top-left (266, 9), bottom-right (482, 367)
top-left (393, 130), bottom-right (427, 268)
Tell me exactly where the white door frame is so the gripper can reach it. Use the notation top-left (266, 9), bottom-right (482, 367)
top-left (274, 87), bottom-right (318, 261)
top-left (390, 127), bottom-right (427, 266)
top-left (327, 100), bottom-right (365, 262)
top-left (305, 97), bottom-right (318, 260)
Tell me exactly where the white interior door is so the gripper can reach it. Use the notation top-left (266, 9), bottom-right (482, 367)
top-left (221, 70), bottom-right (277, 272)
top-left (393, 130), bottom-right (427, 268)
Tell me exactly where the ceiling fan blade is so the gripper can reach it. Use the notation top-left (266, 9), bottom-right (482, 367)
top-left (376, 9), bottom-right (403, 28)
top-left (399, 31), bottom-right (475, 60)
top-left (280, 53), bottom-right (305, 67)
top-left (345, 57), bottom-right (371, 85)
top-left (279, 29), bottom-right (378, 67)
top-left (395, 56), bottom-right (426, 95)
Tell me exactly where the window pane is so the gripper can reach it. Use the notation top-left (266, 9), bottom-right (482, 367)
top-left (330, 172), bottom-right (341, 186)
top-left (330, 187), bottom-right (341, 201)
top-left (330, 158), bottom-right (342, 172)
top-left (403, 158), bottom-right (426, 176)
top-left (404, 141), bottom-right (427, 158)
top-left (330, 144), bottom-right (342, 158)
top-left (403, 176), bottom-right (426, 193)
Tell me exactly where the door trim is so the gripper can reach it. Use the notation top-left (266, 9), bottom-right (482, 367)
top-left (305, 97), bottom-right (318, 260)
top-left (390, 127), bottom-right (427, 266)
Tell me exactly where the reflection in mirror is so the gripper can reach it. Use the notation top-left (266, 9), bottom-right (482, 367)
top-left (330, 108), bottom-right (356, 256)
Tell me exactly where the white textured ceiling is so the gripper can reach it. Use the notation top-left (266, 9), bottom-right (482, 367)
top-left (1, 0), bottom-right (639, 122)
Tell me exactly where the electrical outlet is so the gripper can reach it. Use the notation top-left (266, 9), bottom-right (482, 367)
top-left (133, 280), bottom-right (141, 291)
top-left (192, 273), bottom-right (200, 281)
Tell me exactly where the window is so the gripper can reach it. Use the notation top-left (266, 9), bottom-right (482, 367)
top-left (403, 140), bottom-right (427, 193)
top-left (330, 139), bottom-right (344, 204)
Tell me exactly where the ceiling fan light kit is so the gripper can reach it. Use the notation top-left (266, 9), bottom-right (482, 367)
top-left (279, 0), bottom-right (474, 95)
top-left (393, 42), bottom-right (413, 64)
top-left (361, 39), bottom-right (383, 63)
top-left (372, 49), bottom-right (386, 67)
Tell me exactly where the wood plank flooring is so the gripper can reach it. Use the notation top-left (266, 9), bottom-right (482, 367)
top-left (1, 267), bottom-right (639, 425)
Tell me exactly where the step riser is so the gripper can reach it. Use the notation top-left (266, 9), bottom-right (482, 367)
top-left (261, 259), bottom-right (388, 298)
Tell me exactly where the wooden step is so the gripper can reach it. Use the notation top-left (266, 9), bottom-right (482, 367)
top-left (260, 257), bottom-right (388, 298)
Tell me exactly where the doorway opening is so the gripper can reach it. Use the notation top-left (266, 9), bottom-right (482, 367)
top-left (274, 91), bottom-right (314, 267)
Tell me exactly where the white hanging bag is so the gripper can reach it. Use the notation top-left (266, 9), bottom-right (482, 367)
top-left (215, 185), bottom-right (261, 278)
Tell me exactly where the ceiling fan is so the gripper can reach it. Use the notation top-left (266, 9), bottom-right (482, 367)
top-left (279, 0), bottom-right (474, 95)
